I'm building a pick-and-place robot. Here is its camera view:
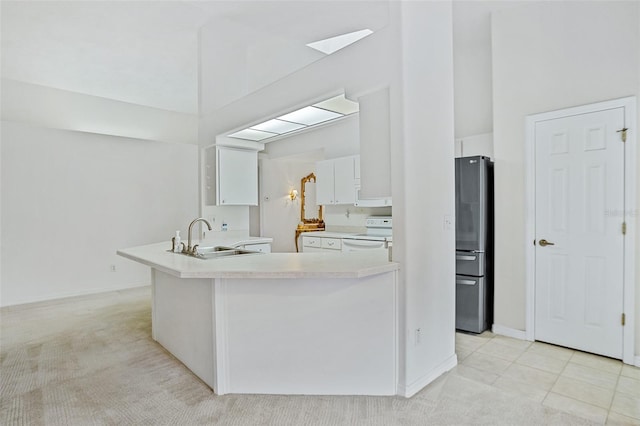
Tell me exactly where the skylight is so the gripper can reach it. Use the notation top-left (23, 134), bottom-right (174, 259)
top-left (226, 94), bottom-right (359, 142)
top-left (306, 29), bottom-right (373, 55)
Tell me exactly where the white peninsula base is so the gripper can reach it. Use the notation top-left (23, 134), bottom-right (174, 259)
top-left (152, 269), bottom-right (398, 396)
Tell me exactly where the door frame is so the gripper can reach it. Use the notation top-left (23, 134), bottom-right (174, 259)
top-left (524, 96), bottom-right (637, 364)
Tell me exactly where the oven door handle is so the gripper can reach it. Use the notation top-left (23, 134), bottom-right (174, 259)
top-left (342, 239), bottom-right (386, 248)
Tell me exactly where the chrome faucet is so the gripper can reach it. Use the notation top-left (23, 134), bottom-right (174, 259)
top-left (187, 217), bottom-right (213, 255)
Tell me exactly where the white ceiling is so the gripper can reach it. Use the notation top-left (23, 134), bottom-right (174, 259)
top-left (1, 1), bottom-right (390, 115)
top-left (1, 1), bottom-right (512, 119)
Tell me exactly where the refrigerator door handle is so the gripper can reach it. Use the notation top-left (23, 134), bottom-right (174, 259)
top-left (456, 279), bottom-right (477, 286)
top-left (456, 255), bottom-right (477, 261)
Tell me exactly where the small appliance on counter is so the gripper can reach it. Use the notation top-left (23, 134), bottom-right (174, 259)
top-left (455, 156), bottom-right (494, 333)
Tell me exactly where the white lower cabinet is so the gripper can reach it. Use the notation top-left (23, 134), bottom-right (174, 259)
top-left (301, 235), bottom-right (343, 253)
top-left (238, 243), bottom-right (271, 253)
top-left (321, 238), bottom-right (342, 251)
top-left (301, 236), bottom-right (323, 252)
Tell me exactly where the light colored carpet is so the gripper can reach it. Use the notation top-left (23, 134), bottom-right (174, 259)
top-left (1, 287), bottom-right (595, 425)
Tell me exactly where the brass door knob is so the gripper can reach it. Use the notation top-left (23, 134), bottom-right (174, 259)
top-left (539, 239), bottom-right (555, 247)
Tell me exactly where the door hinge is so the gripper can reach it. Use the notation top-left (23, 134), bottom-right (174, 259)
top-left (622, 313), bottom-right (626, 326)
top-left (622, 222), bottom-right (627, 235)
top-left (617, 128), bottom-right (628, 143)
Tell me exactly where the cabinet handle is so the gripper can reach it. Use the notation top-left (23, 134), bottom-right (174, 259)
top-left (456, 279), bottom-right (476, 286)
top-left (456, 255), bottom-right (476, 261)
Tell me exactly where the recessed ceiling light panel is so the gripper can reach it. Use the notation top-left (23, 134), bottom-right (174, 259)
top-left (306, 29), bottom-right (373, 55)
top-left (227, 128), bottom-right (276, 141)
top-left (277, 106), bottom-right (342, 126)
top-left (313, 94), bottom-right (359, 115)
top-left (250, 119), bottom-right (306, 134)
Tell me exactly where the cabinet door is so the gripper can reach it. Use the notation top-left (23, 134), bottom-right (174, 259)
top-left (333, 156), bottom-right (356, 205)
top-left (242, 243), bottom-right (271, 253)
top-left (217, 147), bottom-right (258, 205)
top-left (315, 160), bottom-right (335, 205)
top-left (358, 88), bottom-right (391, 199)
top-left (301, 236), bottom-right (324, 252)
top-left (203, 145), bottom-right (218, 206)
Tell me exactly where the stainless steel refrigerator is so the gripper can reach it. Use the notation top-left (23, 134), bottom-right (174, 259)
top-left (455, 156), bottom-right (494, 333)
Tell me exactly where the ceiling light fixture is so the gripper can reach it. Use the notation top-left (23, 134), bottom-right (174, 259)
top-left (226, 128), bottom-right (275, 141)
top-left (277, 106), bottom-right (341, 126)
top-left (226, 94), bottom-right (359, 142)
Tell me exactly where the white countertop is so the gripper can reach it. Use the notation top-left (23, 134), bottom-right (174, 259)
top-left (117, 240), bottom-right (398, 279)
top-left (301, 231), bottom-right (359, 238)
top-left (301, 230), bottom-right (393, 243)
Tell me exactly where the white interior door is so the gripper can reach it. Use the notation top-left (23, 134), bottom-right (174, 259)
top-left (534, 107), bottom-right (625, 359)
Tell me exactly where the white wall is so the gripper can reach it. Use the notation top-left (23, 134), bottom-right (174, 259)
top-left (259, 158), bottom-right (315, 252)
top-left (198, 21), bottom-right (394, 146)
top-left (492, 1), bottom-right (640, 354)
top-left (1, 79), bottom-right (198, 145)
top-left (260, 116), bottom-right (388, 251)
top-left (0, 121), bottom-right (199, 306)
top-left (199, 1), bottom-right (456, 395)
top-left (391, 1), bottom-right (456, 395)
top-left (637, 1), bottom-right (640, 361)
top-left (452, 1), bottom-right (495, 138)
top-left (265, 115), bottom-right (360, 161)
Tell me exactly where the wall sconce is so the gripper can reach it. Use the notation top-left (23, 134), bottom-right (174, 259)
top-left (289, 189), bottom-right (299, 201)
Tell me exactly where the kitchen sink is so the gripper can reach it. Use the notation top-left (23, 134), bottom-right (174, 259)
top-left (191, 246), bottom-right (262, 260)
top-left (168, 245), bottom-right (262, 259)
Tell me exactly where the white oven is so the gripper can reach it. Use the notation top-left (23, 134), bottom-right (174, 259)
top-left (341, 217), bottom-right (392, 260)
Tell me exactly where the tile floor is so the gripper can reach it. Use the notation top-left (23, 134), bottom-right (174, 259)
top-left (454, 331), bottom-right (640, 424)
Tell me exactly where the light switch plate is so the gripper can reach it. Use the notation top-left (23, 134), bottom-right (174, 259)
top-left (443, 215), bottom-right (454, 231)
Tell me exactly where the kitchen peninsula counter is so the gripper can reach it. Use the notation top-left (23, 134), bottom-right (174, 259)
top-left (117, 241), bottom-right (398, 279)
top-left (118, 241), bottom-right (399, 397)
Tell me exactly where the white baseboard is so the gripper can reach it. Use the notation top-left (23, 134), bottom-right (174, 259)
top-left (0, 282), bottom-right (150, 308)
top-left (492, 324), bottom-right (528, 341)
top-left (400, 353), bottom-right (458, 398)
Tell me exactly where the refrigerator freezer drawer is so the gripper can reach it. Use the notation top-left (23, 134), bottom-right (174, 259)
top-left (456, 251), bottom-right (485, 276)
top-left (456, 275), bottom-right (488, 333)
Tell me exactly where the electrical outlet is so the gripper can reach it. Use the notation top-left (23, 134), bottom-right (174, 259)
top-left (110, 264), bottom-right (116, 272)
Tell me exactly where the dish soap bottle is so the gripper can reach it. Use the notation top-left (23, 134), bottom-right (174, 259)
top-left (173, 231), bottom-right (182, 252)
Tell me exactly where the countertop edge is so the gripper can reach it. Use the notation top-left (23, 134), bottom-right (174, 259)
top-left (117, 243), bottom-right (399, 280)
top-left (172, 263), bottom-right (399, 279)
top-left (117, 250), bottom-right (183, 278)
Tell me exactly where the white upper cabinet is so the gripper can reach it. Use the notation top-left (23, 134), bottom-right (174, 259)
top-left (203, 145), bottom-right (258, 206)
top-left (316, 160), bottom-right (335, 205)
top-left (316, 156), bottom-right (357, 205)
top-left (333, 156), bottom-right (357, 204)
top-left (358, 87), bottom-right (391, 199)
